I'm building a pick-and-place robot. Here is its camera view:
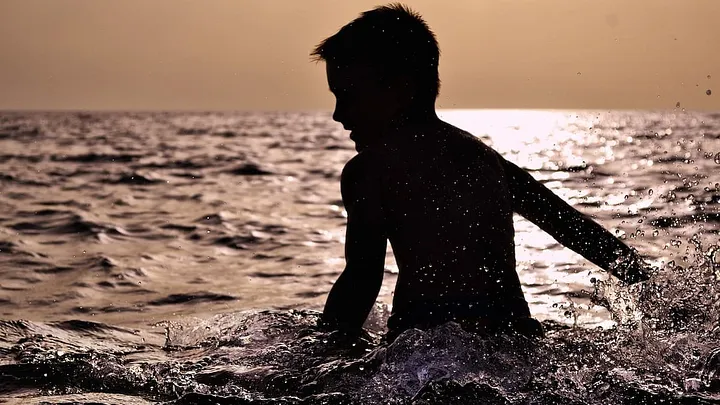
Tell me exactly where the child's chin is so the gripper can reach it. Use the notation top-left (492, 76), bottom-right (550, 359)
top-left (349, 133), bottom-right (365, 151)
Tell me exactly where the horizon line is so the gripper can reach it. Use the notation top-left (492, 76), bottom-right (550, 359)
top-left (1, 107), bottom-right (717, 114)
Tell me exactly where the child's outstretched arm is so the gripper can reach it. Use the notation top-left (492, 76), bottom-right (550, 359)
top-left (320, 154), bottom-right (387, 335)
top-left (501, 156), bottom-right (651, 284)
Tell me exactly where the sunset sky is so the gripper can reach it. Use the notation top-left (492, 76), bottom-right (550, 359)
top-left (0, 0), bottom-right (718, 111)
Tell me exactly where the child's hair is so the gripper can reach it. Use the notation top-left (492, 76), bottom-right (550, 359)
top-left (311, 3), bottom-right (440, 103)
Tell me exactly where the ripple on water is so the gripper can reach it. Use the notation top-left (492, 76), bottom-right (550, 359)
top-left (0, 173), bottom-right (51, 187)
top-left (9, 210), bottom-right (109, 239)
top-left (227, 163), bottom-right (276, 176)
top-left (50, 153), bottom-right (146, 164)
top-left (148, 292), bottom-right (237, 306)
top-left (105, 171), bottom-right (167, 185)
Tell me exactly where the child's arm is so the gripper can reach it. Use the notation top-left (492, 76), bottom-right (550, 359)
top-left (501, 157), bottom-right (650, 284)
top-left (320, 154), bottom-right (387, 335)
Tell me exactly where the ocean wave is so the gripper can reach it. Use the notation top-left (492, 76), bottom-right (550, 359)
top-left (148, 292), bottom-right (237, 306)
top-left (105, 171), bottom-right (167, 185)
top-left (227, 163), bottom-right (276, 176)
top-left (1, 306), bottom-right (720, 404)
top-left (650, 213), bottom-right (720, 228)
top-left (0, 173), bottom-right (51, 187)
top-left (50, 153), bottom-right (145, 164)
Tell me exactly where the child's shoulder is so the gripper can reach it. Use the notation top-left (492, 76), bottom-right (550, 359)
top-left (341, 149), bottom-right (386, 185)
top-left (438, 123), bottom-right (503, 162)
top-left (342, 148), bottom-right (380, 171)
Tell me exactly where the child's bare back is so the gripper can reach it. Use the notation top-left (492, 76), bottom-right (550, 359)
top-left (347, 121), bottom-right (532, 339)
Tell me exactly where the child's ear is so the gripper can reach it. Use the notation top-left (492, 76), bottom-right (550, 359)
top-left (393, 73), bottom-right (418, 101)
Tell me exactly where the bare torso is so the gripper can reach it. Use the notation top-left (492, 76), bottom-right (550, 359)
top-left (321, 118), bottom-right (647, 339)
top-left (365, 121), bottom-right (530, 331)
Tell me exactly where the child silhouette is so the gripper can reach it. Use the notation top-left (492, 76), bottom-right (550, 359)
top-left (311, 4), bottom-right (650, 342)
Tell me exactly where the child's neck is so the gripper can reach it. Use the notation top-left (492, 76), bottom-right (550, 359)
top-left (354, 104), bottom-right (440, 152)
top-left (389, 103), bottom-right (439, 130)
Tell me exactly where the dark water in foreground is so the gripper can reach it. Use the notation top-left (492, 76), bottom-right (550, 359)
top-left (1, 110), bottom-right (719, 403)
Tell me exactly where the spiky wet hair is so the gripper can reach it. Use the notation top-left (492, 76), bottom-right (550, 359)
top-left (311, 3), bottom-right (441, 102)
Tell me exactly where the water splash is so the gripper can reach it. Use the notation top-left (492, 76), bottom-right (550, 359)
top-left (3, 264), bottom-right (720, 405)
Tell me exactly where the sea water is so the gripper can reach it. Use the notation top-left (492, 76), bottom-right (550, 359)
top-left (0, 110), bottom-right (719, 403)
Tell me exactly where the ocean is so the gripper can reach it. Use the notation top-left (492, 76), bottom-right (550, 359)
top-left (0, 110), bottom-right (719, 404)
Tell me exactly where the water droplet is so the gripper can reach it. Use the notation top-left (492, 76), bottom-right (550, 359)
top-left (685, 378), bottom-right (702, 392)
top-left (707, 89), bottom-right (713, 96)
top-left (648, 189), bottom-right (654, 196)
top-left (676, 101), bottom-right (681, 108)
top-left (709, 246), bottom-right (719, 267)
top-left (714, 152), bottom-right (720, 164)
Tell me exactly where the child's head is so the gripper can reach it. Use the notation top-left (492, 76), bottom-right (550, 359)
top-left (312, 4), bottom-right (440, 146)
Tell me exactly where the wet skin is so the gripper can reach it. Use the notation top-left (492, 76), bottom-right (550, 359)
top-left (320, 63), bottom-right (649, 338)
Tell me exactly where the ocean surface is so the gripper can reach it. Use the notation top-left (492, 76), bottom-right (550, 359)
top-left (0, 110), bottom-right (719, 404)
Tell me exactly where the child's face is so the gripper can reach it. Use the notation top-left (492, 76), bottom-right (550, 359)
top-left (326, 62), bottom-right (408, 148)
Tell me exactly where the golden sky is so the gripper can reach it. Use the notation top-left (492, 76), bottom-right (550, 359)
top-left (0, 0), bottom-right (718, 111)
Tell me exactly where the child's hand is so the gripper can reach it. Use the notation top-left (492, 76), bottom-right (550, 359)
top-left (309, 317), bottom-right (363, 341)
top-left (611, 253), bottom-right (653, 285)
top-left (622, 262), bottom-right (652, 285)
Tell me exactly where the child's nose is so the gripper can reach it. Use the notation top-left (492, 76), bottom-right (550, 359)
top-left (332, 103), bottom-right (346, 126)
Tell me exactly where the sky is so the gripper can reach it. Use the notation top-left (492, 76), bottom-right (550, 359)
top-left (0, 0), bottom-right (718, 111)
